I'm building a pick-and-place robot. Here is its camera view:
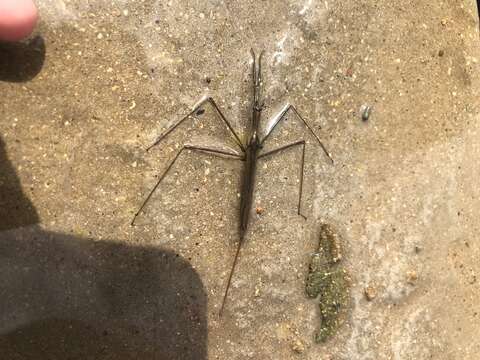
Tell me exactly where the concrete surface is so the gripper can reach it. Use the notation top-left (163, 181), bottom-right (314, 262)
top-left (1, 0), bottom-right (480, 359)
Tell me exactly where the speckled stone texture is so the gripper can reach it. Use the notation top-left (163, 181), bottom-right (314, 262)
top-left (1, 1), bottom-right (480, 359)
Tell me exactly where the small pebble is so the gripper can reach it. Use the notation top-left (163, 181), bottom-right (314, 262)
top-left (291, 339), bottom-right (305, 354)
top-left (255, 207), bottom-right (265, 215)
top-left (406, 270), bottom-right (418, 284)
top-left (360, 104), bottom-right (372, 122)
top-left (364, 285), bottom-right (377, 301)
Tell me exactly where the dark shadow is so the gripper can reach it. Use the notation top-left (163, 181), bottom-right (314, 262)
top-left (0, 230), bottom-right (207, 360)
top-left (477, 0), bottom-right (480, 28)
top-left (0, 36), bottom-right (45, 82)
top-left (0, 137), bottom-right (39, 231)
top-left (0, 136), bottom-right (208, 359)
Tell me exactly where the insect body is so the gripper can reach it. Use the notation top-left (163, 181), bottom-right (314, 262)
top-left (132, 49), bottom-right (333, 315)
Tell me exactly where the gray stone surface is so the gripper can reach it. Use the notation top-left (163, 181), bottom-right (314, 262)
top-left (1, 0), bottom-right (480, 359)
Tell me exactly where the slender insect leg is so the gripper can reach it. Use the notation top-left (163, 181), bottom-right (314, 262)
top-left (207, 98), bottom-right (246, 152)
top-left (258, 140), bottom-right (307, 219)
top-left (260, 104), bottom-right (333, 163)
top-left (251, 49), bottom-right (265, 108)
top-left (147, 97), bottom-right (245, 152)
top-left (131, 145), bottom-right (243, 226)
